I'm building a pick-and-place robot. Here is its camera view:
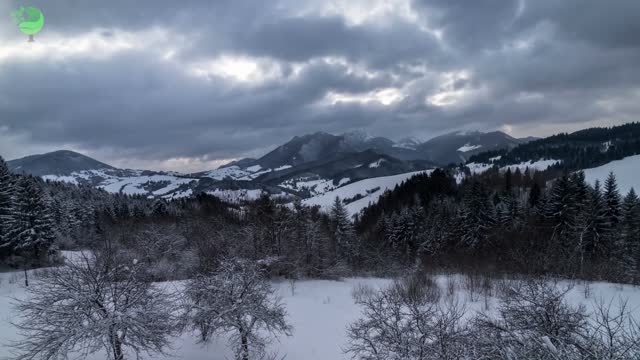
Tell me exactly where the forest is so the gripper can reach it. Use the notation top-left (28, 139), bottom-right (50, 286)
top-left (2, 152), bottom-right (640, 359)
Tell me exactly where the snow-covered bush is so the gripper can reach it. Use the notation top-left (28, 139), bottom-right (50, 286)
top-left (184, 258), bottom-right (292, 360)
top-left (471, 278), bottom-right (640, 359)
top-left (11, 249), bottom-right (177, 360)
top-left (346, 274), bottom-right (467, 360)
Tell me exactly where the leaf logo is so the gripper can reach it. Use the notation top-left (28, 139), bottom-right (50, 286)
top-left (11, 6), bottom-right (44, 42)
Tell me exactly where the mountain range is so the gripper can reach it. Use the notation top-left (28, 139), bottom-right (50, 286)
top-left (6, 129), bottom-right (536, 201)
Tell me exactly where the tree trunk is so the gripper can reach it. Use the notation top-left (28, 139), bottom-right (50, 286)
top-left (24, 268), bottom-right (28, 287)
top-left (241, 332), bottom-right (249, 360)
top-left (113, 339), bottom-right (124, 360)
top-left (111, 331), bottom-right (124, 360)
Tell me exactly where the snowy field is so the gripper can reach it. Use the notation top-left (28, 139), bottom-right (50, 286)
top-left (583, 154), bottom-right (640, 195)
top-left (1, 264), bottom-right (640, 360)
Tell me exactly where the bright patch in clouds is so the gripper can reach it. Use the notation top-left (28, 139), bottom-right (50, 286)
top-left (189, 55), bottom-right (283, 84)
top-left (427, 70), bottom-right (472, 107)
top-left (326, 87), bottom-right (403, 106)
top-left (300, 0), bottom-right (418, 26)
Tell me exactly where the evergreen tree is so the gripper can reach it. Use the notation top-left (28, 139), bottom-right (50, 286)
top-left (528, 183), bottom-right (541, 209)
top-left (603, 172), bottom-right (622, 260)
top-left (459, 181), bottom-right (495, 250)
top-left (620, 189), bottom-right (640, 282)
top-left (0, 157), bottom-right (16, 253)
top-left (330, 197), bottom-right (356, 263)
top-left (604, 172), bottom-right (622, 229)
top-left (6, 177), bottom-right (57, 261)
top-left (575, 180), bottom-right (608, 272)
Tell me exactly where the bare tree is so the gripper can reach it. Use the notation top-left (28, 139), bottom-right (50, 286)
top-left (345, 274), bottom-right (468, 360)
top-left (472, 278), bottom-right (640, 359)
top-left (185, 258), bottom-right (292, 360)
top-left (11, 249), bottom-right (177, 360)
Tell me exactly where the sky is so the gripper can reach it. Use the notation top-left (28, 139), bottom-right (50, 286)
top-left (1, 0), bottom-right (639, 172)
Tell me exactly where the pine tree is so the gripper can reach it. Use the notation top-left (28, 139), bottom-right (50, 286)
top-left (620, 189), bottom-right (640, 282)
top-left (582, 181), bottom-right (608, 261)
top-left (459, 181), bottom-right (495, 250)
top-left (603, 172), bottom-right (622, 260)
top-left (604, 172), bottom-right (622, 227)
top-left (543, 174), bottom-right (582, 269)
top-left (330, 197), bottom-right (356, 263)
top-left (7, 177), bottom-right (57, 261)
top-left (0, 157), bottom-right (16, 254)
top-left (528, 183), bottom-right (541, 209)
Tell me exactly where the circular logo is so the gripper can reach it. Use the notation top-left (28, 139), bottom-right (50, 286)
top-left (11, 6), bottom-right (44, 38)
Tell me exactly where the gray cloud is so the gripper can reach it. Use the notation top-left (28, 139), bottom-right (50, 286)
top-left (1, 0), bottom-right (639, 171)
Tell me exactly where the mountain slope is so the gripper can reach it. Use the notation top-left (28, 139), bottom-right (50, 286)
top-left (8, 150), bottom-right (114, 176)
top-left (302, 169), bottom-right (434, 216)
top-left (418, 131), bottom-right (523, 165)
top-left (468, 122), bottom-right (640, 172)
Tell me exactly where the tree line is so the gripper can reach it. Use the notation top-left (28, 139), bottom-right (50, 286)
top-left (355, 167), bottom-right (640, 283)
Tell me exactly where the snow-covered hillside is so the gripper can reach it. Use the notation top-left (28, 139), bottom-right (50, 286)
top-left (43, 170), bottom-right (197, 198)
top-left (303, 170), bottom-right (433, 216)
top-left (201, 164), bottom-right (292, 181)
top-left (463, 158), bottom-right (561, 176)
top-left (583, 154), bottom-right (640, 195)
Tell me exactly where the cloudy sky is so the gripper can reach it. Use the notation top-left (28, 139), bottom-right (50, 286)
top-left (1, 0), bottom-right (639, 171)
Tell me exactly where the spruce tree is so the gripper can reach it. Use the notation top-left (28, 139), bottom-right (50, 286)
top-left (583, 180), bottom-right (608, 261)
top-left (621, 189), bottom-right (640, 282)
top-left (603, 172), bottom-right (622, 260)
top-left (544, 174), bottom-right (579, 249)
top-left (604, 172), bottom-right (622, 228)
top-left (7, 177), bottom-right (57, 262)
top-left (330, 196), bottom-right (355, 263)
top-left (0, 156), bottom-right (16, 254)
top-left (459, 181), bottom-right (495, 250)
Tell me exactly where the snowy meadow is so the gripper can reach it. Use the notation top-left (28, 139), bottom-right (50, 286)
top-left (2, 257), bottom-right (640, 360)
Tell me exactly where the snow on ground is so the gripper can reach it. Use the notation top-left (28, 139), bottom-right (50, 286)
top-left (463, 158), bottom-right (561, 178)
top-left (500, 159), bottom-right (561, 173)
top-left (583, 154), bottom-right (640, 195)
top-left (457, 143), bottom-right (482, 152)
top-left (164, 189), bottom-right (193, 199)
top-left (206, 189), bottom-right (264, 203)
top-left (203, 165), bottom-right (253, 180)
top-left (1, 257), bottom-right (640, 360)
top-left (465, 162), bottom-right (494, 175)
top-left (368, 159), bottom-right (386, 168)
top-left (100, 175), bottom-right (197, 196)
top-left (203, 165), bottom-right (274, 181)
top-left (303, 170), bottom-right (433, 216)
top-left (280, 177), bottom-right (340, 196)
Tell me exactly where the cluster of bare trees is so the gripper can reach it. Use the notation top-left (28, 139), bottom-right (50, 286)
top-left (346, 274), bottom-right (640, 360)
top-left (11, 242), bottom-right (291, 360)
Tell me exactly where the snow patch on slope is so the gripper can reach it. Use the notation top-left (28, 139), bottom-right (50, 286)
top-left (303, 170), bottom-right (433, 216)
top-left (280, 177), bottom-right (338, 196)
top-left (458, 144), bottom-right (482, 152)
top-left (583, 154), bottom-right (640, 195)
top-left (368, 159), bottom-right (386, 168)
top-left (501, 159), bottom-right (561, 173)
top-left (206, 189), bottom-right (264, 203)
top-left (465, 162), bottom-right (494, 175)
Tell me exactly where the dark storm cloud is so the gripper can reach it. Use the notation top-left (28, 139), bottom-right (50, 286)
top-left (1, 0), bottom-right (640, 170)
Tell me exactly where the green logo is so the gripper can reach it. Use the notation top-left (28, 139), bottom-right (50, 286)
top-left (11, 6), bottom-right (44, 42)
